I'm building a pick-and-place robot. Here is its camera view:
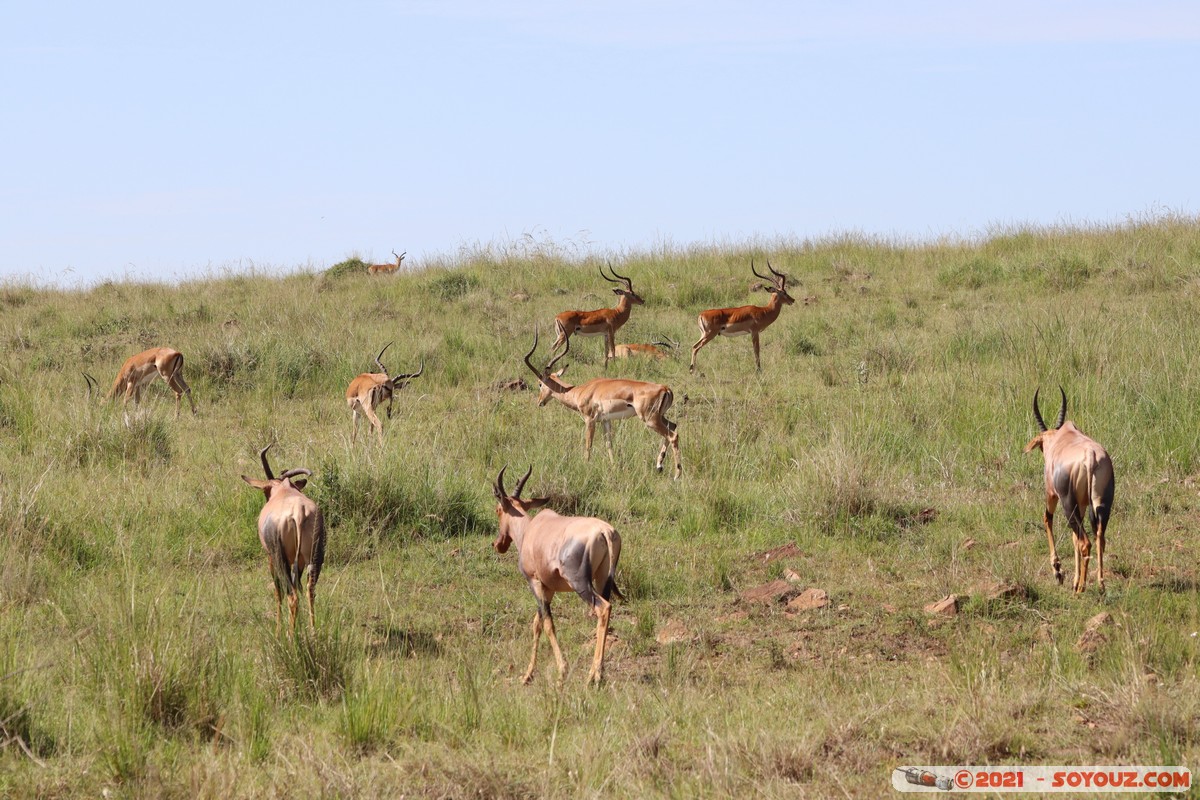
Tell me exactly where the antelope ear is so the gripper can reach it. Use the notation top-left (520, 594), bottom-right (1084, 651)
top-left (612, 288), bottom-right (623, 295)
top-left (1022, 434), bottom-right (1045, 453)
top-left (290, 479), bottom-right (308, 491)
top-left (525, 497), bottom-right (551, 511)
top-left (241, 476), bottom-right (271, 490)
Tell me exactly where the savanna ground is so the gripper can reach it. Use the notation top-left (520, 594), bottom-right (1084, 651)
top-left (2, 217), bottom-right (1199, 798)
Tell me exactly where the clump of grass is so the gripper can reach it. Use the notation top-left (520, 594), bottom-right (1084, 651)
top-left (0, 667), bottom-right (56, 759)
top-left (325, 257), bottom-right (370, 278)
top-left (66, 415), bottom-right (173, 468)
top-left (196, 340), bottom-right (260, 387)
top-left (265, 622), bottom-right (355, 703)
top-left (317, 460), bottom-right (488, 540)
top-left (340, 682), bottom-right (397, 754)
top-left (427, 271), bottom-right (479, 300)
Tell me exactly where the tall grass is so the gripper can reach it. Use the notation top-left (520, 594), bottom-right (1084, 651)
top-left (2, 218), bottom-right (1200, 797)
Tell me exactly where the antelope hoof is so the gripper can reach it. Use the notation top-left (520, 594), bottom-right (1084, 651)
top-left (521, 671), bottom-right (535, 685)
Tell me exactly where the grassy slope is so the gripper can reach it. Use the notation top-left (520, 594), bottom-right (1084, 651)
top-left (2, 219), bottom-right (1200, 798)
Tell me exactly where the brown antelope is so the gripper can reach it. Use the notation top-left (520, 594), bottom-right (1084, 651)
top-left (83, 346), bottom-right (197, 421)
top-left (367, 249), bottom-right (406, 275)
top-left (525, 329), bottom-right (681, 479)
top-left (690, 260), bottom-right (796, 373)
top-left (551, 263), bottom-right (643, 364)
top-left (345, 343), bottom-right (424, 443)
top-left (492, 465), bottom-right (622, 685)
top-left (1023, 387), bottom-right (1115, 594)
top-left (241, 445), bottom-right (327, 635)
top-left (613, 336), bottom-right (675, 360)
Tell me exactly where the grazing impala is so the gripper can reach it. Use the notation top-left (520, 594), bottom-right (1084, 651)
top-left (690, 260), bottom-right (795, 373)
top-left (551, 263), bottom-right (643, 364)
top-left (84, 346), bottom-right (197, 420)
top-left (241, 445), bottom-right (327, 635)
top-left (1024, 387), bottom-right (1115, 594)
top-left (525, 329), bottom-right (681, 479)
top-left (345, 342), bottom-right (424, 443)
top-left (492, 465), bottom-right (622, 685)
top-left (367, 250), bottom-right (405, 275)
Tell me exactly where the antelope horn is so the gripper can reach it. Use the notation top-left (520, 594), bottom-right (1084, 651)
top-left (374, 342), bottom-right (393, 375)
top-left (512, 465), bottom-right (533, 499)
top-left (523, 328), bottom-right (543, 379)
top-left (545, 335), bottom-right (570, 373)
top-left (1055, 386), bottom-right (1067, 430)
top-left (280, 467), bottom-right (311, 480)
top-left (82, 372), bottom-right (99, 400)
top-left (494, 465), bottom-right (509, 500)
top-left (393, 358), bottom-right (424, 383)
top-left (1032, 388), bottom-right (1047, 433)
top-left (750, 257), bottom-right (772, 284)
top-left (766, 258), bottom-right (787, 288)
top-left (259, 444), bottom-right (276, 480)
top-left (599, 263), bottom-right (622, 285)
top-left (607, 262), bottom-right (633, 290)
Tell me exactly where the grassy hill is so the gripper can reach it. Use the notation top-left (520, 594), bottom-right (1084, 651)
top-left (2, 216), bottom-right (1199, 797)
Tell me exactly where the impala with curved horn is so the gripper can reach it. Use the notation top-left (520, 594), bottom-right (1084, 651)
top-left (345, 342), bottom-right (424, 443)
top-left (550, 263), bottom-right (644, 364)
top-left (1023, 387), bottom-right (1115, 594)
top-left (368, 249), bottom-right (406, 275)
top-left (241, 445), bottom-right (327, 635)
top-left (526, 329), bottom-right (681, 479)
top-left (492, 465), bottom-right (622, 685)
top-left (84, 346), bottom-right (197, 423)
top-left (614, 334), bottom-right (677, 360)
top-left (690, 259), bottom-right (796, 373)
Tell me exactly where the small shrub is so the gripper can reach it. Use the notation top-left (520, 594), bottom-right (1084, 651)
top-left (325, 257), bottom-right (369, 279)
top-left (427, 271), bottom-right (478, 301)
top-left (265, 623), bottom-right (354, 702)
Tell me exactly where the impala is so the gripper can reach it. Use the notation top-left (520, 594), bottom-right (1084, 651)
top-left (367, 250), bottom-right (406, 275)
top-left (525, 329), bottom-right (681, 479)
top-left (551, 263), bottom-right (643, 363)
top-left (690, 260), bottom-right (795, 372)
top-left (241, 445), bottom-right (327, 635)
top-left (492, 465), bottom-right (622, 685)
top-left (345, 342), bottom-right (424, 443)
top-left (84, 346), bottom-right (197, 420)
top-left (1024, 387), bottom-right (1115, 594)
top-left (613, 336), bottom-right (675, 360)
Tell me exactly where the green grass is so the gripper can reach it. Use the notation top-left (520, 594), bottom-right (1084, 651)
top-left (2, 216), bottom-right (1200, 797)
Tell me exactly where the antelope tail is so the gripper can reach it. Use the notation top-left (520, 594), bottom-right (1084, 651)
top-left (263, 519), bottom-right (296, 597)
top-left (651, 389), bottom-right (677, 434)
top-left (600, 528), bottom-right (624, 601)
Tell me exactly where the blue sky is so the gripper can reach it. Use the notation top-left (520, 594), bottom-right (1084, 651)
top-left (2, 1), bottom-right (1197, 286)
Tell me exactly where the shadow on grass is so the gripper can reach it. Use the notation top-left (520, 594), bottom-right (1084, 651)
top-left (367, 624), bottom-right (442, 658)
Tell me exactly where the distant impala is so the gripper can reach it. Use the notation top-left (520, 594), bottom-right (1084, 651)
top-left (1024, 387), bottom-right (1115, 594)
top-left (551, 263), bottom-right (643, 364)
top-left (690, 260), bottom-right (795, 373)
top-left (368, 250), bottom-right (405, 275)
